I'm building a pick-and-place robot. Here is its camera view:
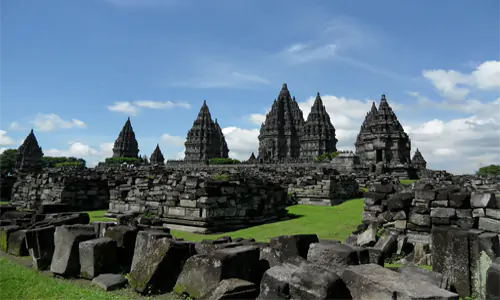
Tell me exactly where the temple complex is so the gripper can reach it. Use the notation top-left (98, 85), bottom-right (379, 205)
top-left (184, 100), bottom-right (229, 163)
top-left (149, 144), bottom-right (165, 165)
top-left (15, 129), bottom-right (44, 171)
top-left (300, 92), bottom-right (338, 160)
top-left (354, 94), bottom-right (412, 169)
top-left (112, 117), bottom-right (140, 158)
top-left (411, 148), bottom-right (427, 170)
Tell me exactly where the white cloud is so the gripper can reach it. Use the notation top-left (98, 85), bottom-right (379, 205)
top-left (45, 142), bottom-right (114, 167)
top-left (108, 100), bottom-right (191, 115)
top-left (422, 60), bottom-right (500, 101)
top-left (134, 100), bottom-right (191, 110)
top-left (248, 114), bottom-right (266, 125)
top-left (222, 127), bottom-right (260, 160)
top-left (278, 43), bottom-right (337, 65)
top-left (10, 114), bottom-right (87, 132)
top-left (0, 130), bottom-right (14, 146)
top-left (172, 71), bottom-right (270, 89)
top-left (161, 133), bottom-right (185, 146)
top-left (107, 102), bottom-right (139, 115)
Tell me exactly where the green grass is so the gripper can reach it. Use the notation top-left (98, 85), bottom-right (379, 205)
top-left (169, 199), bottom-right (364, 242)
top-left (0, 201), bottom-right (9, 205)
top-left (400, 179), bottom-right (419, 185)
top-left (0, 258), bottom-right (135, 300)
top-left (384, 263), bottom-right (432, 271)
top-left (87, 210), bottom-right (116, 222)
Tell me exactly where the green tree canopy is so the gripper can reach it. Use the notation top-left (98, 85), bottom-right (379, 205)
top-left (476, 164), bottom-right (500, 176)
top-left (42, 156), bottom-right (86, 168)
top-left (0, 149), bottom-right (18, 172)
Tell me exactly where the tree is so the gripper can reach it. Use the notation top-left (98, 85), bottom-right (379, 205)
top-left (476, 164), bottom-right (500, 176)
top-left (0, 149), bottom-right (18, 172)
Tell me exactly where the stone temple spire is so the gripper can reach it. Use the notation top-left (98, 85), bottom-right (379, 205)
top-left (355, 94), bottom-right (412, 166)
top-left (16, 129), bottom-right (44, 170)
top-left (411, 148), bottom-right (427, 170)
top-left (112, 117), bottom-right (140, 158)
top-left (184, 100), bottom-right (228, 163)
top-left (214, 119), bottom-right (229, 159)
top-left (149, 144), bottom-right (165, 165)
top-left (300, 92), bottom-right (338, 161)
top-left (258, 83), bottom-right (305, 162)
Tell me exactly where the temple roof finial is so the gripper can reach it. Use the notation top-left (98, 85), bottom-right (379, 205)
top-left (381, 94), bottom-right (386, 101)
top-left (282, 83), bottom-right (288, 90)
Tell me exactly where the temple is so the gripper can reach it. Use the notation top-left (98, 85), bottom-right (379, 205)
top-left (149, 144), bottom-right (165, 165)
top-left (184, 100), bottom-right (229, 163)
top-left (300, 92), bottom-right (338, 160)
top-left (411, 148), bottom-right (427, 170)
top-left (16, 129), bottom-right (44, 171)
top-left (112, 117), bottom-right (140, 158)
top-left (257, 83), bottom-right (305, 162)
top-left (354, 94), bottom-right (412, 170)
top-left (257, 84), bottom-right (339, 163)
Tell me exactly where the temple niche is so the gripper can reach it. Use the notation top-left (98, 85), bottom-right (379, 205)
top-left (112, 117), bottom-right (140, 158)
top-left (411, 148), bottom-right (427, 170)
top-left (300, 92), bottom-right (338, 161)
top-left (355, 94), bottom-right (412, 169)
top-left (16, 129), bottom-right (44, 171)
top-left (150, 144), bottom-right (165, 165)
top-left (184, 100), bottom-right (229, 163)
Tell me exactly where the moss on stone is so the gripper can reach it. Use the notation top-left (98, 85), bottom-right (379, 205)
top-left (173, 283), bottom-right (201, 299)
top-left (0, 230), bottom-right (8, 252)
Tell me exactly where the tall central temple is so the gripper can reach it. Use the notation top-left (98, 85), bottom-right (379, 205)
top-left (258, 83), bottom-right (338, 163)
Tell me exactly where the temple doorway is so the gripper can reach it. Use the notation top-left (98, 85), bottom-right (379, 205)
top-left (376, 149), bottom-right (383, 163)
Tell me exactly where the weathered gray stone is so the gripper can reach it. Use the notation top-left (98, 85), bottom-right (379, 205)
top-left (131, 230), bottom-right (171, 272)
top-left (430, 208), bottom-right (456, 218)
top-left (50, 225), bottom-right (96, 277)
top-left (486, 208), bottom-right (500, 220)
top-left (356, 223), bottom-right (377, 247)
top-left (409, 213), bottom-right (431, 227)
top-left (25, 226), bottom-right (55, 270)
top-left (269, 234), bottom-right (318, 260)
top-left (92, 273), bottom-right (128, 291)
top-left (470, 193), bottom-right (496, 208)
top-left (79, 237), bottom-right (118, 279)
top-left (307, 242), bottom-right (358, 270)
top-left (199, 279), bottom-right (258, 300)
top-left (478, 217), bottom-right (500, 233)
top-left (486, 258), bottom-right (500, 300)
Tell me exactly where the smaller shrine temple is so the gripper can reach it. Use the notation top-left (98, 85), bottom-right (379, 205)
top-left (16, 129), bottom-right (44, 171)
top-left (411, 148), bottom-right (427, 170)
top-left (112, 117), bottom-right (140, 158)
top-left (150, 144), bottom-right (165, 165)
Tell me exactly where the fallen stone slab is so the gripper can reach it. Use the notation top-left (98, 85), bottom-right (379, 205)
top-left (340, 264), bottom-right (459, 300)
top-left (174, 245), bottom-right (261, 298)
top-left (91, 221), bottom-right (116, 238)
top-left (130, 230), bottom-right (171, 272)
top-left (470, 193), bottom-right (496, 208)
top-left (397, 263), bottom-right (448, 289)
top-left (0, 225), bottom-right (20, 252)
top-left (25, 226), bottom-right (56, 270)
top-left (257, 262), bottom-right (300, 300)
top-left (129, 238), bottom-right (194, 294)
top-left (92, 273), bottom-right (128, 292)
top-left (50, 225), bottom-right (96, 277)
top-left (269, 234), bottom-right (318, 260)
top-left (307, 242), bottom-right (359, 271)
top-left (6, 229), bottom-right (28, 256)
top-left (79, 237), bottom-right (118, 279)
top-left (104, 225), bottom-right (138, 271)
top-left (199, 278), bottom-right (258, 300)
top-left (486, 257), bottom-right (500, 300)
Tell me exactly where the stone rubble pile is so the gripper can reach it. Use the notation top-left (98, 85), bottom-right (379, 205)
top-left (0, 210), bottom-right (458, 300)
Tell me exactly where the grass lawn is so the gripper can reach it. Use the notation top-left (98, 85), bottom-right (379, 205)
top-left (87, 210), bottom-right (116, 222)
top-left (400, 179), bottom-right (419, 185)
top-left (169, 199), bottom-right (364, 242)
top-left (0, 201), bottom-right (9, 205)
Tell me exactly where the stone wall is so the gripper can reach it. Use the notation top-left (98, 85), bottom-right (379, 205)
top-left (107, 169), bottom-right (288, 233)
top-left (10, 170), bottom-right (109, 211)
top-left (288, 174), bottom-right (359, 206)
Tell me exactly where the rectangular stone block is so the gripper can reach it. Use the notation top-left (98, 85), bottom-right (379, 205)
top-left (415, 190), bottom-right (436, 201)
top-left (478, 217), bottom-right (500, 233)
top-left (430, 208), bottom-right (456, 218)
top-left (485, 208), bottom-right (500, 220)
top-left (167, 207), bottom-right (185, 217)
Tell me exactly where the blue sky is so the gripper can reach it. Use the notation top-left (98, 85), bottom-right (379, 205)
top-left (1, 0), bottom-right (499, 173)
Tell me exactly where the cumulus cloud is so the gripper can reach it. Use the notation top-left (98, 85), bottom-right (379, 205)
top-left (45, 142), bottom-right (114, 167)
top-left (0, 130), bottom-right (14, 146)
top-left (10, 114), bottom-right (87, 132)
top-left (161, 133), bottom-right (185, 146)
top-left (108, 100), bottom-right (191, 115)
top-left (422, 60), bottom-right (500, 101)
top-left (222, 127), bottom-right (260, 160)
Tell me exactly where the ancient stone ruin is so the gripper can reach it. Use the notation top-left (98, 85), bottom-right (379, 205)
top-left (16, 129), bottom-right (44, 171)
top-left (112, 117), bottom-right (140, 158)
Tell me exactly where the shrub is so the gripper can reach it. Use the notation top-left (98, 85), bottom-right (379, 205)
top-left (476, 164), bottom-right (500, 176)
top-left (54, 161), bottom-right (84, 168)
top-left (211, 173), bottom-right (229, 181)
top-left (104, 157), bottom-right (143, 165)
top-left (208, 158), bottom-right (241, 165)
top-left (314, 151), bottom-right (340, 163)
